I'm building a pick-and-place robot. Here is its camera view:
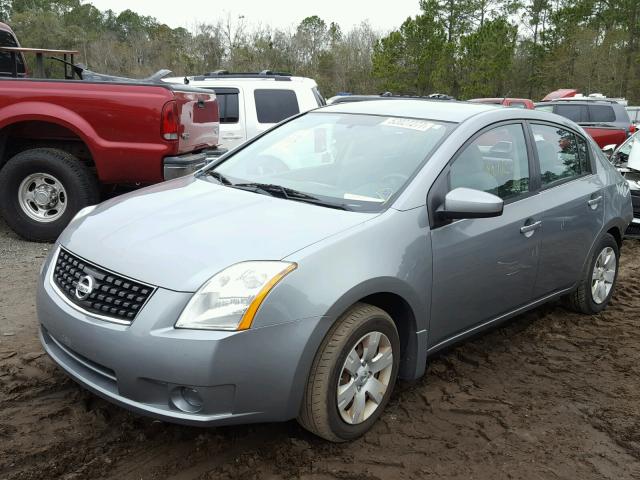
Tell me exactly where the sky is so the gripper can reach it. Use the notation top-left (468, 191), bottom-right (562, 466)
top-left (89, 0), bottom-right (422, 32)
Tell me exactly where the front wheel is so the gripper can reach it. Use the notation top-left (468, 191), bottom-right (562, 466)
top-left (566, 233), bottom-right (619, 314)
top-left (298, 303), bottom-right (400, 442)
top-left (0, 148), bottom-right (99, 242)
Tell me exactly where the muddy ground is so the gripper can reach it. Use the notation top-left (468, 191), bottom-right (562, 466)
top-left (1, 216), bottom-right (639, 480)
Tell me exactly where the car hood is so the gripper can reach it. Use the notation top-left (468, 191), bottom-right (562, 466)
top-left (59, 176), bottom-right (378, 292)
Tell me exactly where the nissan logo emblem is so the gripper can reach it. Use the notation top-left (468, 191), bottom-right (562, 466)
top-left (75, 275), bottom-right (94, 300)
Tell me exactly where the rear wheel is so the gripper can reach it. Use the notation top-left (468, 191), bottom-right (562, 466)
top-left (566, 233), bottom-right (619, 314)
top-left (298, 303), bottom-right (400, 442)
top-left (0, 148), bottom-right (99, 242)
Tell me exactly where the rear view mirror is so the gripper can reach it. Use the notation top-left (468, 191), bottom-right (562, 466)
top-left (439, 188), bottom-right (504, 220)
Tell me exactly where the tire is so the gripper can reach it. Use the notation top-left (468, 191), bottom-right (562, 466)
top-left (298, 303), bottom-right (400, 442)
top-left (566, 233), bottom-right (619, 314)
top-left (0, 148), bottom-right (99, 242)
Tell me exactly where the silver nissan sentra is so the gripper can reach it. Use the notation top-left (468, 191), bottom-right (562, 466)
top-left (37, 100), bottom-right (632, 441)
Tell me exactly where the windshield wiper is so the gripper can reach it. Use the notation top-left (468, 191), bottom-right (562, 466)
top-left (203, 170), bottom-right (233, 185)
top-left (232, 182), bottom-right (349, 210)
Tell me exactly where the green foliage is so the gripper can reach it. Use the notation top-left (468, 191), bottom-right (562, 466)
top-left (1, 0), bottom-right (640, 101)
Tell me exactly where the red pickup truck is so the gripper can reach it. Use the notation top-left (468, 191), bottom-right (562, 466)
top-left (0, 22), bottom-right (220, 241)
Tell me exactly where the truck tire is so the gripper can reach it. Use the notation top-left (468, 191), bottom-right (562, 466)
top-left (566, 233), bottom-right (619, 314)
top-left (0, 148), bottom-right (99, 242)
top-left (298, 303), bottom-right (400, 442)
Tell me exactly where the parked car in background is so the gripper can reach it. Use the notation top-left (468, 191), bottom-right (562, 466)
top-left (164, 71), bottom-right (324, 151)
top-left (535, 100), bottom-right (632, 148)
top-left (605, 131), bottom-right (640, 236)
top-left (0, 22), bottom-right (221, 242)
top-left (468, 97), bottom-right (534, 109)
top-left (626, 106), bottom-right (640, 128)
top-left (38, 100), bottom-right (631, 443)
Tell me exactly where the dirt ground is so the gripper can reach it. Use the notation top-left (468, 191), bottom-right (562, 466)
top-left (1, 216), bottom-right (639, 480)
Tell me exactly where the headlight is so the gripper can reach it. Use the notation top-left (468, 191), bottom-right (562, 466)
top-left (175, 261), bottom-right (297, 331)
top-left (71, 205), bottom-right (97, 223)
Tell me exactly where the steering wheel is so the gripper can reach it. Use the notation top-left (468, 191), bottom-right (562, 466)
top-left (246, 155), bottom-right (290, 176)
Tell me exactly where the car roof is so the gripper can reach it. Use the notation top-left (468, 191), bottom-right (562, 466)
top-left (319, 99), bottom-right (499, 123)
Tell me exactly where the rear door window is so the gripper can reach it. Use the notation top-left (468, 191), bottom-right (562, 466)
top-left (554, 104), bottom-right (588, 122)
top-left (531, 124), bottom-right (591, 187)
top-left (589, 105), bottom-right (616, 123)
top-left (254, 89), bottom-right (300, 123)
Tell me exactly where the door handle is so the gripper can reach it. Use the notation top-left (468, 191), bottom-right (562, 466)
top-left (222, 135), bottom-right (243, 140)
top-left (520, 220), bottom-right (542, 235)
top-left (588, 195), bottom-right (603, 208)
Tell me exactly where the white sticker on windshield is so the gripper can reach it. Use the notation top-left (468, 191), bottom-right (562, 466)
top-left (381, 118), bottom-right (441, 131)
top-left (343, 193), bottom-right (385, 202)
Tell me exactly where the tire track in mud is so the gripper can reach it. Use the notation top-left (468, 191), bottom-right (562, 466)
top-left (1, 225), bottom-right (640, 480)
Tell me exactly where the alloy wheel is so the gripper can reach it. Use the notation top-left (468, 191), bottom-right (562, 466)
top-left (591, 246), bottom-right (616, 304)
top-left (336, 331), bottom-right (394, 425)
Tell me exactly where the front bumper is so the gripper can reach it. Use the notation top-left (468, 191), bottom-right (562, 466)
top-left (37, 255), bottom-right (323, 426)
top-left (163, 152), bottom-right (209, 181)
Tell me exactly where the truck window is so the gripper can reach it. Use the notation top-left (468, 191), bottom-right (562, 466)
top-left (208, 88), bottom-right (239, 124)
top-left (254, 89), bottom-right (300, 123)
top-left (589, 105), bottom-right (616, 123)
top-left (0, 30), bottom-right (25, 76)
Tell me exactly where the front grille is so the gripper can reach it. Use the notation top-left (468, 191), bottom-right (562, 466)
top-left (52, 248), bottom-right (155, 323)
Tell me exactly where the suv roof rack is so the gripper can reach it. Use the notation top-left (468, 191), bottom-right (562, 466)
top-left (191, 70), bottom-right (293, 81)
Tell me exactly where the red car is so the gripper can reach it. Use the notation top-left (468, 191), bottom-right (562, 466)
top-left (0, 23), bottom-right (220, 241)
top-left (468, 97), bottom-right (535, 109)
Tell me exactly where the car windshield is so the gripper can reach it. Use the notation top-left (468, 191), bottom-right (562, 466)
top-left (206, 112), bottom-right (453, 211)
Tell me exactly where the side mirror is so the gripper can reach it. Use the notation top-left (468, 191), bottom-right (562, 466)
top-left (439, 187), bottom-right (504, 219)
top-left (602, 144), bottom-right (617, 159)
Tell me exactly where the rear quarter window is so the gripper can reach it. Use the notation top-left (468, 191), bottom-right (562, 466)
top-left (254, 89), bottom-right (300, 123)
top-left (589, 105), bottom-right (616, 123)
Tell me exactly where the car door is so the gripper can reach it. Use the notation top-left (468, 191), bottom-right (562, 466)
top-left (428, 122), bottom-right (543, 347)
top-left (210, 87), bottom-right (246, 149)
top-left (529, 122), bottom-right (605, 296)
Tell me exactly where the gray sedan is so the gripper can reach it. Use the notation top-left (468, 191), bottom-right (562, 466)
top-left (37, 100), bottom-right (632, 441)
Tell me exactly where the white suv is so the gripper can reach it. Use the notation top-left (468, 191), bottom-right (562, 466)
top-left (165, 71), bottom-right (325, 150)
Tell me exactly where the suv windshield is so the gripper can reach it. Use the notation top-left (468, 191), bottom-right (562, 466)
top-left (206, 112), bottom-right (453, 211)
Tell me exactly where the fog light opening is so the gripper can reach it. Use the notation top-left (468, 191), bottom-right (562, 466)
top-left (170, 386), bottom-right (204, 413)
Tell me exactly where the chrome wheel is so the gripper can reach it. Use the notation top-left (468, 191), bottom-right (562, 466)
top-left (337, 331), bottom-right (394, 425)
top-left (591, 246), bottom-right (616, 305)
top-left (18, 173), bottom-right (67, 223)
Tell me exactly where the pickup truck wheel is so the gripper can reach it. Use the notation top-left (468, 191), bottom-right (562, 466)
top-left (298, 303), bottom-right (400, 442)
top-left (0, 148), bottom-right (99, 242)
